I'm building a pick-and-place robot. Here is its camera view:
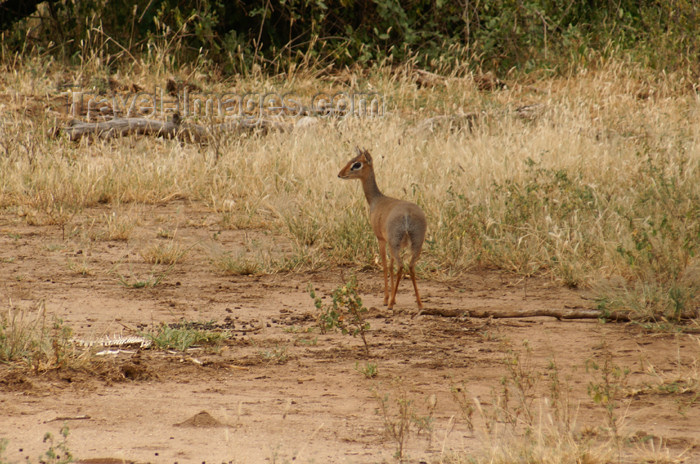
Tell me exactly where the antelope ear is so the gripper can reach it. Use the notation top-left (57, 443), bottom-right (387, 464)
top-left (362, 149), bottom-right (373, 164)
top-left (354, 146), bottom-right (362, 156)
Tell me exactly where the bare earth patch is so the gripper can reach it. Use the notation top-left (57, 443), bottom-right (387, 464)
top-left (1, 202), bottom-right (698, 463)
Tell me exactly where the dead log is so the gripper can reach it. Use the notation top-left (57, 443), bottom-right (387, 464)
top-left (514, 103), bottom-right (545, 121)
top-left (421, 306), bottom-right (631, 321)
top-left (421, 307), bottom-right (700, 333)
top-left (413, 69), bottom-right (446, 88)
top-left (473, 71), bottom-right (507, 91)
top-left (55, 116), bottom-right (291, 142)
top-left (417, 114), bottom-right (480, 133)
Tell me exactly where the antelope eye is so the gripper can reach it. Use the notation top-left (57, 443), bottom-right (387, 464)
top-left (351, 162), bottom-right (362, 170)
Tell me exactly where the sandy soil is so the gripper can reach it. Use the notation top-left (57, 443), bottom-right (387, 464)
top-left (1, 202), bottom-right (698, 463)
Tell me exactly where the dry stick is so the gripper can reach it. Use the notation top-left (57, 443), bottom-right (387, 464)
top-left (420, 307), bottom-right (632, 321)
top-left (89, 26), bottom-right (140, 65)
top-left (45, 415), bottom-right (91, 423)
top-left (55, 117), bottom-right (291, 142)
top-left (425, 308), bottom-right (700, 331)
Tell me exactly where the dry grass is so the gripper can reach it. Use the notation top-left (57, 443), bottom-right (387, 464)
top-left (631, 334), bottom-right (700, 417)
top-left (0, 58), bottom-right (698, 324)
top-left (140, 240), bottom-right (189, 265)
top-left (1, 55), bottom-right (696, 463)
top-left (0, 301), bottom-right (88, 371)
top-left (102, 208), bottom-right (137, 241)
top-left (442, 340), bottom-right (691, 464)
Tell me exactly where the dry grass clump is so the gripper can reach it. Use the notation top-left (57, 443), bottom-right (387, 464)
top-left (140, 239), bottom-right (189, 265)
top-left (443, 340), bottom-right (689, 464)
top-left (0, 58), bottom-right (697, 324)
top-left (630, 335), bottom-right (700, 417)
top-left (212, 251), bottom-right (262, 276)
top-left (0, 301), bottom-right (88, 371)
top-left (103, 208), bottom-right (137, 241)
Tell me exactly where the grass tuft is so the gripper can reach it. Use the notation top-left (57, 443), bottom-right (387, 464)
top-left (0, 302), bottom-right (86, 372)
top-left (140, 240), bottom-right (189, 265)
top-left (142, 321), bottom-right (228, 351)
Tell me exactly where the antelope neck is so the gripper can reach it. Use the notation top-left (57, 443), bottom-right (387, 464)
top-left (361, 168), bottom-right (385, 206)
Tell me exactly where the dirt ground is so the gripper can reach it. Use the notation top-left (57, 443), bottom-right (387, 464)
top-left (1, 202), bottom-right (698, 464)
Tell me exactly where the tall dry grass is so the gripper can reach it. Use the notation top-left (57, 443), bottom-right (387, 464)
top-left (0, 57), bottom-right (697, 323)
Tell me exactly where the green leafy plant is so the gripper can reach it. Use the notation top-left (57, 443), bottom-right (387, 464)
top-left (586, 342), bottom-right (631, 444)
top-left (449, 381), bottom-right (475, 432)
top-left (40, 424), bottom-right (73, 464)
top-left (372, 380), bottom-right (437, 462)
top-left (596, 155), bottom-right (700, 325)
top-left (7, 0), bottom-right (700, 75)
top-left (309, 276), bottom-right (371, 356)
top-left (259, 344), bottom-right (289, 364)
top-left (143, 322), bottom-right (228, 351)
top-left (500, 340), bottom-right (539, 433)
top-left (355, 361), bottom-right (378, 379)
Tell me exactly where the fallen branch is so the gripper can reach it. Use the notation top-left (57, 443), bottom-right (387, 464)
top-left (54, 115), bottom-right (291, 142)
top-left (45, 415), bottom-right (91, 423)
top-left (417, 113), bottom-right (479, 133)
top-left (421, 306), bottom-right (631, 321)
